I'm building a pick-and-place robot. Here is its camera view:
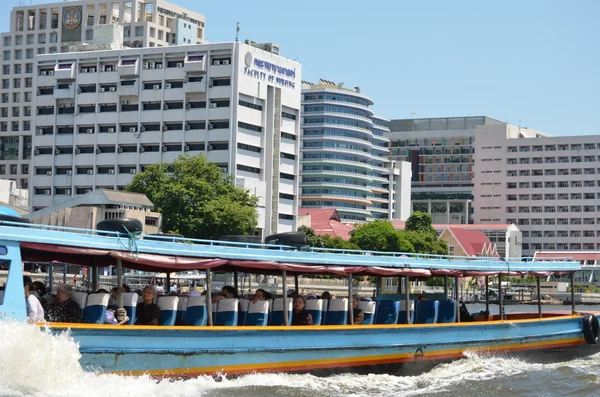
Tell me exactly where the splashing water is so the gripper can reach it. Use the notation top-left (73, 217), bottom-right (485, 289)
top-left (1, 321), bottom-right (600, 397)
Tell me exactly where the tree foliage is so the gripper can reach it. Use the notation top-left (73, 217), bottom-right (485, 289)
top-left (405, 211), bottom-right (436, 234)
top-left (126, 154), bottom-right (259, 239)
top-left (349, 220), bottom-right (414, 253)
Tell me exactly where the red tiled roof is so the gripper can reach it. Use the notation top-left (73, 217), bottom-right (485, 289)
top-left (433, 223), bottom-right (511, 230)
top-left (445, 226), bottom-right (498, 257)
top-left (534, 251), bottom-right (600, 261)
top-left (298, 208), bottom-right (353, 240)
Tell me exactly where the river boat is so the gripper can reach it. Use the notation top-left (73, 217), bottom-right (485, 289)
top-left (0, 215), bottom-right (599, 378)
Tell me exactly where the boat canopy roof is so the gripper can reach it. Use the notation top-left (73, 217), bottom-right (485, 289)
top-left (0, 224), bottom-right (581, 277)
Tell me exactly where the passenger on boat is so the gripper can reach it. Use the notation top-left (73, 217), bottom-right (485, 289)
top-left (24, 277), bottom-right (45, 322)
top-left (46, 284), bottom-right (81, 323)
top-left (291, 295), bottom-right (313, 326)
top-left (306, 293), bottom-right (318, 300)
top-left (351, 295), bottom-right (364, 325)
top-left (252, 288), bottom-right (270, 303)
top-left (122, 284), bottom-right (131, 293)
top-left (96, 289), bottom-right (130, 325)
top-left (167, 291), bottom-right (179, 297)
top-left (135, 286), bottom-right (161, 325)
top-left (321, 291), bottom-right (333, 300)
top-left (32, 281), bottom-right (50, 311)
top-left (221, 286), bottom-right (238, 299)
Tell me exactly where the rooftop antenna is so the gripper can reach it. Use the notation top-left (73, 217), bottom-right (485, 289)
top-left (235, 22), bottom-right (240, 42)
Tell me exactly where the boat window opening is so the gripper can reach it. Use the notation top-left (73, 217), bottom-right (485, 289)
top-left (0, 246), bottom-right (6, 255)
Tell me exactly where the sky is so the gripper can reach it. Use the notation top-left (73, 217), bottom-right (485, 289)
top-left (1, 0), bottom-right (599, 136)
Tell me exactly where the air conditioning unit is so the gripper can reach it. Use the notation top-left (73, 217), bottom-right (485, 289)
top-left (210, 103), bottom-right (217, 108)
top-left (122, 100), bottom-right (129, 105)
top-left (66, 170), bottom-right (72, 175)
top-left (89, 68), bottom-right (96, 73)
top-left (100, 66), bottom-right (106, 72)
top-left (149, 62), bottom-right (155, 69)
top-left (208, 79), bottom-right (214, 87)
top-left (65, 189), bottom-right (71, 195)
top-left (81, 68), bottom-right (88, 73)
top-left (176, 62), bottom-right (183, 68)
top-left (143, 62), bottom-right (149, 69)
top-left (86, 128), bottom-right (93, 134)
top-left (109, 87), bottom-right (116, 92)
top-left (214, 60), bottom-right (221, 65)
top-left (34, 149), bottom-right (40, 155)
top-left (156, 63), bottom-right (163, 69)
top-left (55, 149), bottom-right (61, 155)
top-left (77, 87), bottom-right (82, 94)
top-left (185, 123), bottom-right (191, 130)
top-left (59, 103), bottom-right (65, 108)
top-left (163, 104), bottom-right (169, 110)
top-left (75, 148), bottom-right (81, 154)
top-left (153, 84), bottom-right (160, 90)
top-left (96, 148), bottom-right (101, 154)
top-left (48, 70), bottom-right (54, 75)
top-left (100, 87), bottom-right (106, 92)
top-left (85, 189), bottom-right (92, 193)
top-left (208, 123), bottom-right (214, 130)
top-left (108, 128), bottom-right (115, 133)
top-left (184, 145), bottom-right (190, 151)
top-left (186, 103), bottom-right (191, 110)
top-left (165, 83), bottom-right (172, 89)
top-left (129, 169), bottom-right (137, 174)
top-left (108, 169), bottom-right (115, 174)
top-left (118, 147), bottom-right (123, 153)
top-left (223, 60), bottom-right (230, 65)
top-left (207, 144), bottom-right (214, 151)
top-left (129, 127), bottom-right (136, 132)
top-left (161, 145), bottom-right (167, 152)
top-left (36, 128), bottom-right (42, 135)
top-left (162, 125), bottom-right (168, 131)
top-left (46, 171), bottom-right (52, 176)
top-left (87, 169), bottom-right (93, 175)
top-left (41, 71), bottom-right (47, 76)
top-left (44, 189), bottom-right (50, 195)
top-left (139, 147), bottom-right (145, 153)
top-left (140, 126), bottom-right (146, 132)
top-left (184, 76), bottom-right (189, 83)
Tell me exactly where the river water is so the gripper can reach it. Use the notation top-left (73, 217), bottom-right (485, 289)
top-left (1, 305), bottom-right (598, 397)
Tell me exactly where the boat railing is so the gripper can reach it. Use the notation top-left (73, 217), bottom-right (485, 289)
top-left (0, 220), bottom-right (553, 264)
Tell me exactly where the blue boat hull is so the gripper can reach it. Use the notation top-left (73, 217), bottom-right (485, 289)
top-left (45, 315), bottom-right (597, 377)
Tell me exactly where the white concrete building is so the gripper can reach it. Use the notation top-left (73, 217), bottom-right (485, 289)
top-left (300, 80), bottom-right (411, 223)
top-left (30, 41), bottom-right (302, 238)
top-left (474, 125), bottom-right (600, 256)
top-left (0, 178), bottom-right (29, 210)
top-left (387, 116), bottom-right (507, 224)
top-left (0, 0), bottom-right (205, 191)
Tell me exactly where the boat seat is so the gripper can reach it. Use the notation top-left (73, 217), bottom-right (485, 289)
top-left (238, 299), bottom-right (250, 326)
top-left (184, 296), bottom-right (207, 326)
top-left (321, 299), bottom-right (329, 325)
top-left (245, 300), bottom-right (270, 326)
top-left (269, 297), bottom-right (292, 326)
top-left (374, 300), bottom-right (400, 324)
top-left (215, 298), bottom-right (239, 326)
top-left (122, 292), bottom-right (138, 325)
top-left (415, 300), bottom-right (440, 324)
top-left (157, 296), bottom-right (179, 326)
top-left (398, 300), bottom-right (414, 324)
top-left (176, 296), bottom-right (189, 325)
top-left (72, 291), bottom-right (88, 320)
top-left (305, 299), bottom-right (324, 325)
top-left (83, 293), bottom-right (109, 324)
top-left (358, 301), bottom-right (376, 325)
top-left (325, 298), bottom-right (348, 325)
top-left (437, 300), bottom-right (457, 323)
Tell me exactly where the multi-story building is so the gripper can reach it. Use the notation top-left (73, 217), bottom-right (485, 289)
top-left (30, 40), bottom-right (302, 238)
top-left (474, 124), bottom-right (600, 256)
top-left (0, 0), bottom-right (206, 191)
top-left (300, 80), bottom-right (411, 223)
top-left (387, 116), bottom-right (507, 224)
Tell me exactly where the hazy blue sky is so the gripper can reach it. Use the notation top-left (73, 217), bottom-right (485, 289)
top-left (1, 0), bottom-right (598, 135)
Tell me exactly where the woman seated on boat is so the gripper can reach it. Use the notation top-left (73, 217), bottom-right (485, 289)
top-left (46, 284), bottom-right (81, 323)
top-left (291, 296), bottom-right (313, 326)
top-left (221, 286), bottom-right (238, 299)
top-left (351, 294), bottom-right (364, 325)
top-left (252, 288), bottom-right (270, 304)
top-left (135, 286), bottom-right (161, 326)
top-left (32, 281), bottom-right (51, 312)
top-left (24, 277), bottom-right (45, 323)
top-left (96, 289), bottom-right (130, 325)
top-left (306, 293), bottom-right (318, 300)
top-left (321, 291), bottom-right (334, 300)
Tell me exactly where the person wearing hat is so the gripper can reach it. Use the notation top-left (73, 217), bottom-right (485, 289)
top-left (306, 293), bottom-right (318, 300)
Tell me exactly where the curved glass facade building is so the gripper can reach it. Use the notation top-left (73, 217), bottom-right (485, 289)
top-left (300, 80), bottom-right (395, 223)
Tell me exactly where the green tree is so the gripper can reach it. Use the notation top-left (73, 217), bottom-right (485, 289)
top-left (321, 234), bottom-right (360, 251)
top-left (404, 211), bottom-right (436, 234)
top-left (349, 220), bottom-right (414, 253)
top-left (297, 225), bottom-right (325, 248)
top-left (126, 154), bottom-right (259, 239)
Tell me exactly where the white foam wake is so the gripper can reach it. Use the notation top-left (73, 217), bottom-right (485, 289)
top-left (0, 321), bottom-right (599, 397)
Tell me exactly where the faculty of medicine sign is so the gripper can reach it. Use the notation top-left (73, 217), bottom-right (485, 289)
top-left (243, 52), bottom-right (296, 89)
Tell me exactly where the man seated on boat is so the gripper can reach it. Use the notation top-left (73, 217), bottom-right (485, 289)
top-left (135, 286), bottom-right (161, 325)
top-left (221, 286), bottom-right (238, 299)
top-left (24, 277), bottom-right (45, 323)
top-left (351, 294), bottom-right (364, 325)
top-left (46, 284), bottom-right (81, 323)
top-left (291, 295), bottom-right (313, 326)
